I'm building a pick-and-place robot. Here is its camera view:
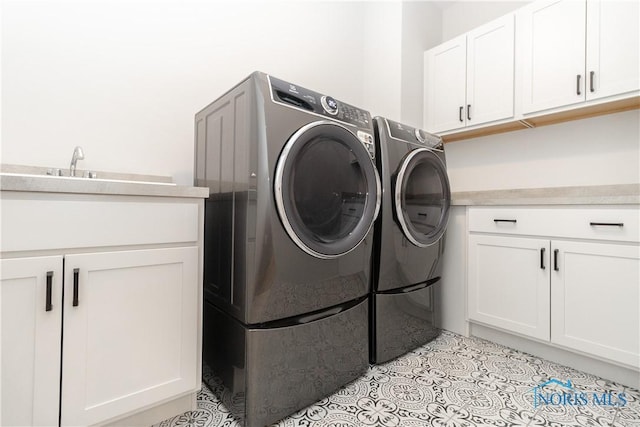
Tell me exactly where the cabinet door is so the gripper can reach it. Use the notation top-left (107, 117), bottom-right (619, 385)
top-left (551, 241), bottom-right (639, 367)
top-left (468, 235), bottom-right (550, 340)
top-left (424, 34), bottom-right (467, 133)
top-left (1, 256), bottom-right (63, 427)
top-left (61, 247), bottom-right (199, 426)
top-left (586, 0), bottom-right (640, 100)
top-left (519, 0), bottom-right (586, 114)
top-left (466, 14), bottom-right (515, 126)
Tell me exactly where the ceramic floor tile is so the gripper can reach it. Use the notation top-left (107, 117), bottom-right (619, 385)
top-left (154, 331), bottom-right (640, 427)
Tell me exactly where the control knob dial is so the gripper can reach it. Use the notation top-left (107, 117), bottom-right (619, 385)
top-left (321, 96), bottom-right (339, 115)
top-left (414, 128), bottom-right (427, 144)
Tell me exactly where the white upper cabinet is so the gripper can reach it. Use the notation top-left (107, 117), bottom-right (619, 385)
top-left (425, 0), bottom-right (639, 141)
top-left (424, 15), bottom-right (515, 133)
top-left (519, 0), bottom-right (586, 114)
top-left (586, 0), bottom-right (640, 100)
top-left (519, 0), bottom-right (640, 115)
top-left (424, 35), bottom-right (467, 133)
top-left (466, 15), bottom-right (515, 127)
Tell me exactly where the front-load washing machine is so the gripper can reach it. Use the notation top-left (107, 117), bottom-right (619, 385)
top-left (194, 72), bottom-right (381, 427)
top-left (370, 117), bottom-right (451, 364)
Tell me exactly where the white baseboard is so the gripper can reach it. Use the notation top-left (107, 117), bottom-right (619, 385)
top-left (101, 392), bottom-right (198, 427)
top-left (470, 323), bottom-right (640, 390)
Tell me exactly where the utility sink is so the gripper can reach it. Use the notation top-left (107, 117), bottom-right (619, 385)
top-left (0, 166), bottom-right (177, 186)
top-left (0, 172), bottom-right (177, 186)
top-left (0, 164), bottom-right (208, 198)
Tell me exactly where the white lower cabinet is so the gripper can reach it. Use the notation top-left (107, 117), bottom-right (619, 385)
top-left (1, 256), bottom-right (63, 427)
top-left (1, 248), bottom-right (199, 427)
top-left (61, 247), bottom-right (199, 426)
top-left (467, 206), bottom-right (640, 368)
top-left (551, 240), bottom-right (639, 367)
top-left (468, 235), bottom-right (550, 340)
top-left (1, 192), bottom-right (204, 427)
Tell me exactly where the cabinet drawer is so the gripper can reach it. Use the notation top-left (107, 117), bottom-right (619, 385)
top-left (468, 206), bottom-right (639, 242)
top-left (1, 193), bottom-right (200, 252)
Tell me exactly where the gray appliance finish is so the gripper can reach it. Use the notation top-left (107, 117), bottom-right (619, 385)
top-left (370, 117), bottom-right (451, 364)
top-left (194, 72), bottom-right (381, 427)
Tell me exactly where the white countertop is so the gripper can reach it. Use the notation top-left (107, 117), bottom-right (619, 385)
top-left (0, 165), bottom-right (209, 198)
top-left (451, 184), bottom-right (640, 206)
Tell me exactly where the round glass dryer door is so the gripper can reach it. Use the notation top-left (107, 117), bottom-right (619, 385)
top-left (275, 121), bottom-right (381, 259)
top-left (394, 148), bottom-right (451, 247)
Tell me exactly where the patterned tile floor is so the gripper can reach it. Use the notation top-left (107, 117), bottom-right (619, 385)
top-left (155, 331), bottom-right (640, 426)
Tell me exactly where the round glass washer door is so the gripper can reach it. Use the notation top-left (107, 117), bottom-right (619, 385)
top-left (394, 148), bottom-right (451, 247)
top-left (274, 121), bottom-right (381, 259)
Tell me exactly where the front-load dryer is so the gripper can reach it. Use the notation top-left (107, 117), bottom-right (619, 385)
top-left (370, 116), bottom-right (451, 364)
top-left (195, 72), bottom-right (381, 427)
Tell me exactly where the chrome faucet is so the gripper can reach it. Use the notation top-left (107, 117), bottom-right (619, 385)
top-left (69, 146), bottom-right (85, 177)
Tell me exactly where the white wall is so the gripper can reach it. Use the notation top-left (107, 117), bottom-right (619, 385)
top-left (1, 1), bottom-right (370, 185)
top-left (361, 1), bottom-right (444, 127)
top-left (446, 110), bottom-right (640, 191)
top-left (436, 206), bottom-right (468, 335)
top-left (442, 0), bottom-right (527, 40)
top-left (400, 1), bottom-right (442, 128)
top-left (362, 2), bottom-right (403, 121)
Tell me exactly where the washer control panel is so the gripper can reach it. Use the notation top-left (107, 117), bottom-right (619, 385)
top-left (387, 119), bottom-right (443, 149)
top-left (270, 76), bottom-right (371, 129)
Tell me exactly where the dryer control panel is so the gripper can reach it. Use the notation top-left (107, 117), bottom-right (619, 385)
top-left (386, 119), bottom-right (443, 150)
top-left (269, 76), bottom-right (372, 130)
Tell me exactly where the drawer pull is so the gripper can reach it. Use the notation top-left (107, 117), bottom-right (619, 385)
top-left (590, 222), bottom-right (624, 227)
top-left (73, 268), bottom-right (80, 307)
top-left (540, 248), bottom-right (546, 270)
top-left (46, 271), bottom-right (53, 312)
top-left (493, 219), bottom-right (517, 223)
top-left (553, 249), bottom-right (559, 272)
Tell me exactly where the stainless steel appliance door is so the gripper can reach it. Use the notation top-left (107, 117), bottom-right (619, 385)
top-left (275, 121), bottom-right (381, 259)
top-left (394, 148), bottom-right (451, 247)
